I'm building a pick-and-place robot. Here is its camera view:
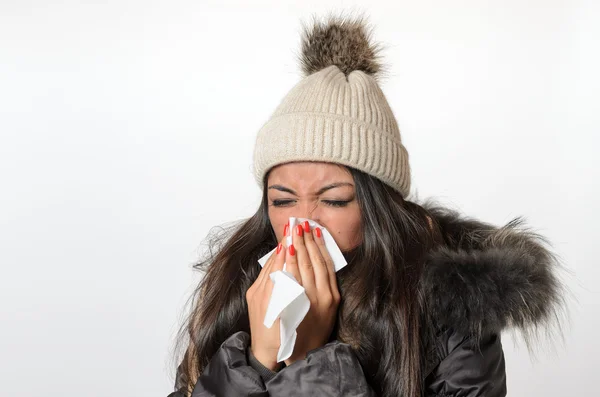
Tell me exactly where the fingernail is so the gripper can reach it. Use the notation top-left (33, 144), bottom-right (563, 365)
top-left (296, 225), bottom-right (303, 236)
top-left (284, 224), bottom-right (289, 236)
top-left (303, 221), bottom-right (310, 233)
top-left (315, 227), bottom-right (322, 238)
top-left (289, 244), bottom-right (295, 256)
top-left (276, 243), bottom-right (282, 254)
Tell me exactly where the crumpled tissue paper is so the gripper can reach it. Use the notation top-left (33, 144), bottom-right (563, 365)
top-left (257, 217), bottom-right (348, 362)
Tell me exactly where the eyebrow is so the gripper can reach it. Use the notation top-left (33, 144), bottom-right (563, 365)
top-left (268, 182), bottom-right (354, 196)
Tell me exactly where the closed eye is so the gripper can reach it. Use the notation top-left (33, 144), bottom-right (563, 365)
top-left (272, 199), bottom-right (351, 208)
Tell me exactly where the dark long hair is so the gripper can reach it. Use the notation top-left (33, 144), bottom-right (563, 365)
top-left (171, 166), bottom-right (444, 396)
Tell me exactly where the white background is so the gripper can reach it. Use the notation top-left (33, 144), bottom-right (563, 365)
top-left (1, 1), bottom-right (598, 396)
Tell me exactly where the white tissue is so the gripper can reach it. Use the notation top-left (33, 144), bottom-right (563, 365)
top-left (257, 217), bottom-right (348, 362)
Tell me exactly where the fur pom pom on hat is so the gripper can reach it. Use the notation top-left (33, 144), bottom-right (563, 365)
top-left (252, 12), bottom-right (411, 197)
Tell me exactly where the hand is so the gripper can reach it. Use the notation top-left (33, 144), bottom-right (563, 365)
top-left (246, 228), bottom-right (288, 371)
top-left (283, 221), bottom-right (341, 365)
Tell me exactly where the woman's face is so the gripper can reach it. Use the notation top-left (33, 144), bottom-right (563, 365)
top-left (267, 161), bottom-right (362, 252)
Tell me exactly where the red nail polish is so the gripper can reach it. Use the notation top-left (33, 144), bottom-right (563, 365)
top-left (289, 244), bottom-right (295, 256)
top-left (284, 224), bottom-right (289, 236)
top-left (315, 227), bottom-right (322, 238)
top-left (304, 221), bottom-right (310, 233)
top-left (276, 243), bottom-right (282, 254)
top-left (296, 225), bottom-right (303, 236)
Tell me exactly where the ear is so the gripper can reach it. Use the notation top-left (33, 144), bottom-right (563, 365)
top-left (427, 215), bottom-right (433, 231)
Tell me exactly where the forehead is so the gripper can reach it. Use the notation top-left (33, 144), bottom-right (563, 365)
top-left (267, 162), bottom-right (354, 190)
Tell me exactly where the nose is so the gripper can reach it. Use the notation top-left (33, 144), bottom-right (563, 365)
top-left (297, 199), bottom-right (321, 223)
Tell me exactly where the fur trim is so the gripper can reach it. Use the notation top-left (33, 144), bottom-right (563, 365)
top-left (296, 11), bottom-right (387, 81)
top-left (420, 203), bottom-right (565, 340)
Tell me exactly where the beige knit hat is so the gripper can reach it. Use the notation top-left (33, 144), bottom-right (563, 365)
top-left (252, 13), bottom-right (411, 197)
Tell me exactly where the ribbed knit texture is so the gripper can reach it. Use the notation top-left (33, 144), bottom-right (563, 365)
top-left (253, 64), bottom-right (411, 197)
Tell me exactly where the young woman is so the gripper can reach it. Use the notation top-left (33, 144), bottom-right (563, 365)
top-left (168, 13), bottom-right (565, 397)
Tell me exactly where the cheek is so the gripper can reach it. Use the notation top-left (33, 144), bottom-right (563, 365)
top-left (345, 217), bottom-right (363, 248)
top-left (327, 208), bottom-right (362, 250)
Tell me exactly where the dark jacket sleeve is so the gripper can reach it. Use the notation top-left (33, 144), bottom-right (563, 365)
top-left (185, 330), bottom-right (377, 397)
top-left (265, 338), bottom-right (377, 397)
top-left (190, 331), bottom-right (269, 397)
top-left (424, 329), bottom-right (507, 397)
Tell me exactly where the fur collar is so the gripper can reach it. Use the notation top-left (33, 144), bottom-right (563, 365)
top-left (420, 202), bottom-right (564, 339)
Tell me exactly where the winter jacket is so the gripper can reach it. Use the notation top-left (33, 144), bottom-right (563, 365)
top-left (168, 205), bottom-right (562, 396)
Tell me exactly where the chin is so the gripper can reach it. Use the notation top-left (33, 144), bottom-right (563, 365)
top-left (342, 245), bottom-right (360, 263)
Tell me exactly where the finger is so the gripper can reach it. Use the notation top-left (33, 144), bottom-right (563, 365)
top-left (259, 235), bottom-right (288, 320)
top-left (257, 221), bottom-right (289, 287)
top-left (302, 221), bottom-right (330, 293)
top-left (271, 239), bottom-right (286, 272)
top-left (293, 222), bottom-right (316, 297)
top-left (285, 233), bottom-right (301, 286)
top-left (255, 244), bottom-right (276, 288)
top-left (273, 221), bottom-right (291, 275)
top-left (313, 227), bottom-right (339, 295)
top-left (250, 252), bottom-right (272, 302)
top-left (259, 236), bottom-right (286, 291)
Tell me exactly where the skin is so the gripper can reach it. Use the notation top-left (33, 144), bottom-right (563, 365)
top-left (246, 161), bottom-right (363, 371)
top-left (266, 161), bottom-right (362, 251)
